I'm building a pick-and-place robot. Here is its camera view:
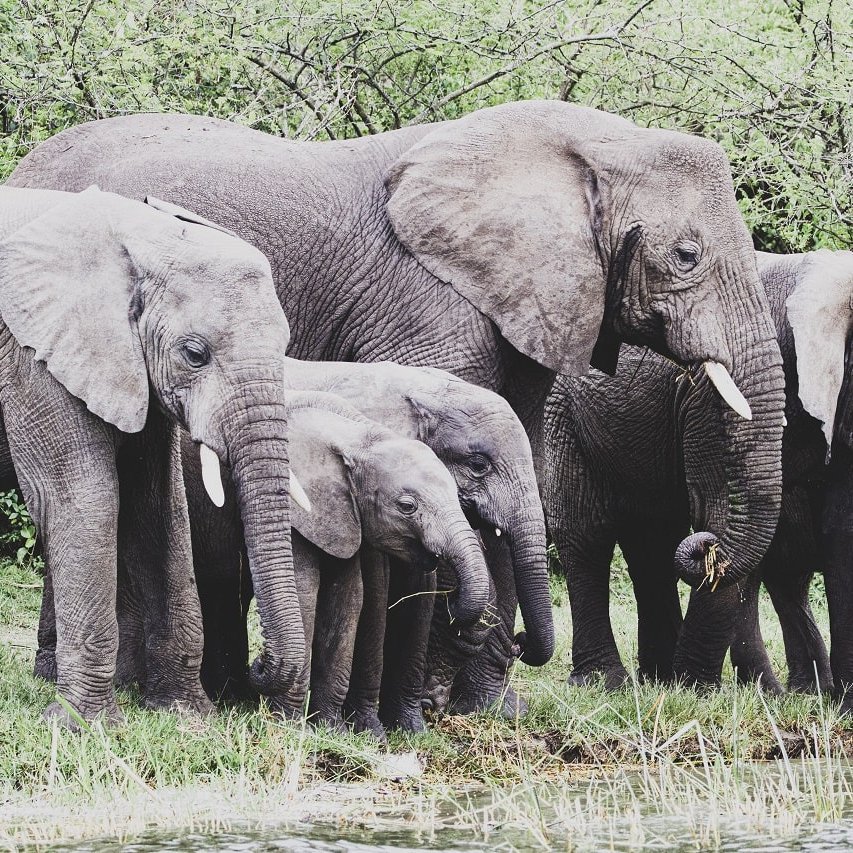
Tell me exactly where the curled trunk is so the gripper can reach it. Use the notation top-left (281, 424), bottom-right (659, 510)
top-left (222, 393), bottom-right (306, 709)
top-left (504, 503), bottom-right (554, 666)
top-left (439, 518), bottom-right (491, 627)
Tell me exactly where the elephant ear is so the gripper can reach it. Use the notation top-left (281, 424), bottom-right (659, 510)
top-left (287, 405), bottom-right (362, 560)
top-left (144, 196), bottom-right (239, 238)
top-left (786, 249), bottom-right (853, 450)
top-left (385, 102), bottom-right (610, 376)
top-left (0, 185), bottom-right (149, 432)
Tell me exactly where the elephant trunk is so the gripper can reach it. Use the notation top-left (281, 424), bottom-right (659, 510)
top-left (503, 502), bottom-right (554, 666)
top-left (436, 516), bottom-right (491, 628)
top-left (221, 391), bottom-right (306, 709)
top-left (675, 277), bottom-right (785, 592)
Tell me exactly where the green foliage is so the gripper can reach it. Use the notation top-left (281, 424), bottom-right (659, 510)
top-left (0, 489), bottom-right (41, 570)
top-left (0, 0), bottom-right (850, 249)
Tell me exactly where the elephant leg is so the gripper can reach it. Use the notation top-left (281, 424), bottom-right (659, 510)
top-left (450, 530), bottom-right (527, 716)
top-left (184, 442), bottom-right (251, 702)
top-left (620, 519), bottom-right (684, 683)
top-left (115, 553), bottom-right (146, 689)
top-left (309, 553), bottom-right (363, 731)
top-left (422, 549), bottom-right (496, 715)
top-left (822, 447), bottom-right (853, 712)
top-left (764, 570), bottom-right (831, 693)
top-left (379, 560), bottom-right (436, 732)
top-left (34, 567), bottom-right (57, 682)
top-left (116, 414), bottom-right (211, 715)
top-left (2, 384), bottom-right (122, 725)
top-left (727, 569), bottom-right (784, 694)
top-left (286, 534), bottom-right (320, 717)
top-left (343, 546), bottom-right (390, 740)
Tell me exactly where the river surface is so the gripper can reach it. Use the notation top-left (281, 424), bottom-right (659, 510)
top-left (42, 761), bottom-right (853, 852)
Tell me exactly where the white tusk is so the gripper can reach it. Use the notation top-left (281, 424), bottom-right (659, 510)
top-left (782, 415), bottom-right (787, 427)
top-left (495, 527), bottom-right (502, 537)
top-left (704, 361), bottom-right (752, 421)
top-left (200, 444), bottom-right (225, 508)
top-left (289, 469), bottom-right (312, 512)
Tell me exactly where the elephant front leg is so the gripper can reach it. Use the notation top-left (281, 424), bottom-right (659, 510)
top-left (3, 387), bottom-right (122, 726)
top-left (449, 531), bottom-right (527, 717)
top-left (379, 560), bottom-right (436, 732)
top-left (727, 569), bottom-right (784, 694)
top-left (822, 447), bottom-right (853, 712)
top-left (309, 554), bottom-right (363, 731)
top-left (34, 567), bottom-right (57, 682)
top-left (116, 413), bottom-right (212, 715)
top-left (343, 546), bottom-right (390, 741)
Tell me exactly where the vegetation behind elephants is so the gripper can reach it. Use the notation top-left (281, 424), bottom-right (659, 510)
top-left (0, 0), bottom-right (850, 252)
top-left (0, 0), bottom-right (851, 848)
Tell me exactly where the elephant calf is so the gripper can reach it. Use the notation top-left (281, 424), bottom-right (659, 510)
top-left (182, 389), bottom-right (491, 736)
top-left (545, 249), bottom-right (852, 698)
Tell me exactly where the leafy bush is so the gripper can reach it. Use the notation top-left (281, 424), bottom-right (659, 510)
top-left (0, 489), bottom-right (41, 569)
top-left (0, 0), bottom-right (850, 250)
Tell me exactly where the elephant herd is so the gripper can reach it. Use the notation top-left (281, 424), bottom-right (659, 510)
top-left (0, 99), bottom-right (848, 736)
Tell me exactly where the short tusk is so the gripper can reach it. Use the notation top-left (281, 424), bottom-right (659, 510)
top-left (704, 361), bottom-right (752, 421)
top-left (200, 444), bottom-right (225, 508)
top-left (494, 527), bottom-right (502, 537)
top-left (782, 415), bottom-right (787, 427)
top-left (289, 469), bottom-right (312, 512)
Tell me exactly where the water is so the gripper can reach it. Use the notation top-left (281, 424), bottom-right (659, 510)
top-left (38, 761), bottom-right (853, 852)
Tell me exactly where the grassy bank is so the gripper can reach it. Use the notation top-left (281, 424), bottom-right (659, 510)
top-left (2, 554), bottom-right (852, 850)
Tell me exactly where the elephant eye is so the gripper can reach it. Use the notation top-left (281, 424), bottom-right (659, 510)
top-left (397, 495), bottom-right (418, 515)
top-left (180, 339), bottom-right (211, 368)
top-left (467, 453), bottom-right (491, 476)
top-left (673, 243), bottom-right (700, 271)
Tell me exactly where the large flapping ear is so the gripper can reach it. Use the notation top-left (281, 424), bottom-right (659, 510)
top-left (144, 196), bottom-right (239, 238)
top-left (0, 185), bottom-right (149, 432)
top-left (287, 405), bottom-right (362, 559)
top-left (385, 101), bottom-right (612, 376)
top-left (786, 249), bottom-right (853, 450)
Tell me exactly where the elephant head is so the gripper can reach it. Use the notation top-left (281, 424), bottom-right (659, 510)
top-left (285, 392), bottom-right (491, 627)
top-left (386, 101), bottom-right (786, 592)
top-left (0, 185), bottom-right (305, 702)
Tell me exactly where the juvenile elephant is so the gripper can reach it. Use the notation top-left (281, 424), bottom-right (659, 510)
top-left (186, 358), bottom-right (546, 729)
top-left (545, 250), bottom-right (853, 697)
top-left (10, 99), bottom-right (785, 708)
top-left (0, 186), bottom-right (303, 723)
top-left (181, 391), bottom-right (490, 731)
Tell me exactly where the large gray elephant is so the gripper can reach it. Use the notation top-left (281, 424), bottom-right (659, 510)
top-left (0, 185), bottom-right (303, 723)
top-left (545, 250), bottom-right (852, 697)
top-left (8, 99), bottom-right (785, 710)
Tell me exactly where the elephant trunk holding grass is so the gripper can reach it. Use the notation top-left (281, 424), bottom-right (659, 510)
top-left (9, 99), bottom-right (784, 713)
top-left (0, 185), bottom-right (304, 722)
top-left (545, 249), bottom-right (851, 691)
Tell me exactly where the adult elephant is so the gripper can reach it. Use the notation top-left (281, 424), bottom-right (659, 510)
top-left (545, 250), bottom-right (852, 697)
top-left (8, 100), bottom-right (785, 712)
top-left (0, 186), bottom-right (304, 723)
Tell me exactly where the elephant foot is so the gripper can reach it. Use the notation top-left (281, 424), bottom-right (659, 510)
top-left (33, 648), bottom-right (57, 683)
top-left (379, 700), bottom-right (426, 733)
top-left (43, 696), bottom-right (124, 731)
top-left (343, 704), bottom-right (388, 744)
top-left (142, 688), bottom-right (215, 717)
top-left (568, 665), bottom-right (629, 692)
top-left (788, 671), bottom-right (834, 695)
top-left (839, 693), bottom-right (853, 718)
top-left (450, 683), bottom-right (528, 719)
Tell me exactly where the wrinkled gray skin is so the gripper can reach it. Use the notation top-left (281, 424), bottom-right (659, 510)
top-left (285, 359), bottom-right (549, 730)
top-left (545, 250), bottom-right (852, 693)
top-left (0, 186), bottom-right (301, 724)
top-left (180, 390), bottom-right (491, 732)
top-left (9, 100), bottom-right (784, 714)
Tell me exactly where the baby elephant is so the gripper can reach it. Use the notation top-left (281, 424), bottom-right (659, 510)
top-left (185, 390), bottom-right (491, 732)
top-left (545, 249), bottom-right (852, 700)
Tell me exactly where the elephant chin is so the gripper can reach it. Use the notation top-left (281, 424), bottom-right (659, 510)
top-left (674, 531), bottom-right (725, 589)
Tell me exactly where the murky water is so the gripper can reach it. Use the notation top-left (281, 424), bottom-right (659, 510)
top-left (41, 761), bottom-right (853, 852)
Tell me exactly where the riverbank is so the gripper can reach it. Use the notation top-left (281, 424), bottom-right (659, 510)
top-left (2, 557), bottom-right (852, 850)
